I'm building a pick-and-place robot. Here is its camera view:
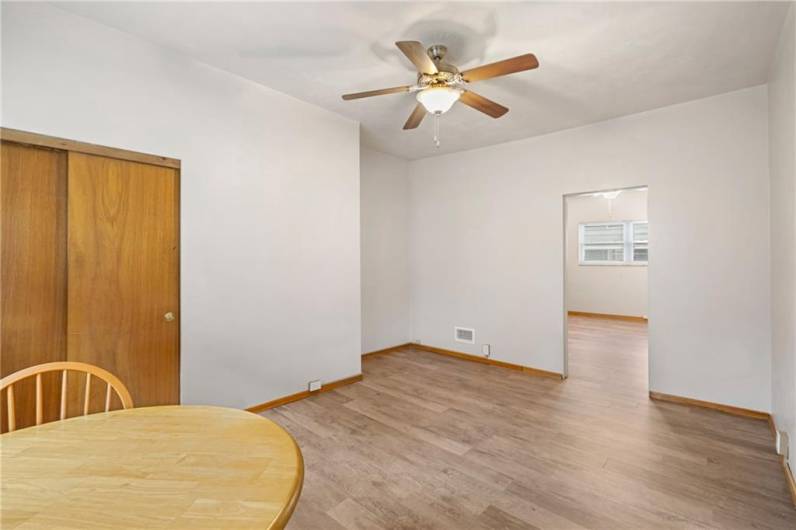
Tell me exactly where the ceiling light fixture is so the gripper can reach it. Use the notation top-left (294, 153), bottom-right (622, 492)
top-left (416, 86), bottom-right (462, 114)
top-left (415, 86), bottom-right (462, 148)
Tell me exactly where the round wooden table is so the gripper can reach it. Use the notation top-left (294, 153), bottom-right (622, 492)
top-left (0, 406), bottom-right (303, 529)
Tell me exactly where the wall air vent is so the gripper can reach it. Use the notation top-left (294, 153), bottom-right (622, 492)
top-left (454, 327), bottom-right (475, 344)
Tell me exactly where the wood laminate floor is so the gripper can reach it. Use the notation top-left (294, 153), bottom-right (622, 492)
top-left (263, 315), bottom-right (796, 529)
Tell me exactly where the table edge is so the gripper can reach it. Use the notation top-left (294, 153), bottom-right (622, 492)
top-left (270, 428), bottom-right (305, 530)
top-left (2, 405), bottom-right (306, 529)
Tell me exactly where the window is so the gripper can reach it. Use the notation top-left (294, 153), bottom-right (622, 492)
top-left (579, 221), bottom-right (648, 265)
top-left (631, 221), bottom-right (648, 263)
top-left (580, 222), bottom-right (625, 263)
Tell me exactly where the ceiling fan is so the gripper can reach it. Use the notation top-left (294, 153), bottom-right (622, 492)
top-left (341, 41), bottom-right (539, 147)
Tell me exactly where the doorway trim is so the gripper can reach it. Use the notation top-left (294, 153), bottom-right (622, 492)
top-left (561, 184), bottom-right (648, 379)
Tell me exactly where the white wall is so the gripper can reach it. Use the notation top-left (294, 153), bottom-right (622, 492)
top-left (360, 148), bottom-right (411, 352)
top-left (1, 3), bottom-right (361, 409)
top-left (769, 4), bottom-right (796, 463)
top-left (566, 190), bottom-right (648, 317)
top-left (409, 86), bottom-right (771, 412)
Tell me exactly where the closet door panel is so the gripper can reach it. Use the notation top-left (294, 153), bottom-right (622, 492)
top-left (67, 153), bottom-right (179, 408)
top-left (1, 142), bottom-right (67, 432)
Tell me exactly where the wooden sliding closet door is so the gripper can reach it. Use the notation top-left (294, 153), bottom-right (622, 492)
top-left (0, 143), bottom-right (67, 431)
top-left (67, 153), bottom-right (179, 409)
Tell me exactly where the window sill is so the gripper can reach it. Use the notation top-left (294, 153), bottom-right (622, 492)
top-left (578, 262), bottom-right (648, 267)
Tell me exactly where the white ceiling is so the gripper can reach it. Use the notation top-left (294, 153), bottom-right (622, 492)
top-left (56, 2), bottom-right (788, 160)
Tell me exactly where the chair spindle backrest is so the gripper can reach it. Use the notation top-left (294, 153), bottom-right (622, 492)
top-left (1, 362), bottom-right (134, 432)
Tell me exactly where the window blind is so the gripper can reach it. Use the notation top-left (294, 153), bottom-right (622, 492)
top-left (579, 220), bottom-right (648, 265)
top-left (632, 222), bottom-right (648, 262)
top-left (581, 223), bottom-right (625, 263)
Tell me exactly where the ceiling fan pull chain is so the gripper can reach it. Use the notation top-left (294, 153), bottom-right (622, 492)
top-left (433, 112), bottom-right (441, 148)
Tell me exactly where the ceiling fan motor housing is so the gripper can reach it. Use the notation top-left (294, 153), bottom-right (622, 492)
top-left (425, 44), bottom-right (460, 79)
top-left (418, 70), bottom-right (462, 88)
top-left (427, 44), bottom-right (447, 61)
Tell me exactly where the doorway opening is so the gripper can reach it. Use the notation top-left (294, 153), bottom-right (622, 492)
top-left (562, 186), bottom-right (649, 391)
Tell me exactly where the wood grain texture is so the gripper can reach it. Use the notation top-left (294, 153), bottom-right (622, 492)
top-left (459, 90), bottom-right (509, 118)
top-left (67, 153), bottom-right (179, 410)
top-left (5, 386), bottom-right (15, 432)
top-left (0, 406), bottom-right (303, 529)
top-left (402, 104), bottom-right (426, 130)
top-left (0, 361), bottom-right (133, 432)
top-left (246, 374), bottom-right (363, 414)
top-left (784, 460), bottom-right (796, 507)
top-left (362, 343), bottom-right (413, 359)
top-left (769, 414), bottom-right (796, 507)
top-left (414, 343), bottom-right (564, 379)
top-left (649, 391), bottom-right (770, 420)
top-left (461, 53), bottom-right (539, 83)
top-left (568, 310), bottom-right (648, 322)
top-left (0, 128), bottom-right (180, 169)
top-left (395, 41), bottom-right (438, 74)
top-left (263, 315), bottom-right (796, 528)
top-left (1, 142), bottom-right (67, 432)
top-left (342, 86), bottom-right (411, 101)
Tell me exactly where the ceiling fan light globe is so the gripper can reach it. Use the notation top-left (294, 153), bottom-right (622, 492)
top-left (416, 86), bottom-right (463, 114)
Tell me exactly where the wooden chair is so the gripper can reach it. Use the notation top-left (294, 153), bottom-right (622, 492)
top-left (1, 362), bottom-right (134, 432)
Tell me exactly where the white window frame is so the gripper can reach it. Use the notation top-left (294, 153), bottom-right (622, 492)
top-left (579, 220), bottom-right (648, 266)
top-left (630, 220), bottom-right (648, 265)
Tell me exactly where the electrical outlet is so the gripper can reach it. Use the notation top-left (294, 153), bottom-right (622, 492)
top-left (414, 339), bottom-right (421, 344)
top-left (482, 344), bottom-right (491, 358)
top-left (776, 431), bottom-right (789, 460)
top-left (308, 380), bottom-right (322, 392)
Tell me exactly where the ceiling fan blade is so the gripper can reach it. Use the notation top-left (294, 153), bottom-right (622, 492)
top-left (341, 85), bottom-right (412, 100)
top-left (403, 104), bottom-right (426, 130)
top-left (459, 91), bottom-right (509, 118)
top-left (395, 41), bottom-right (438, 74)
top-left (461, 53), bottom-right (539, 83)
